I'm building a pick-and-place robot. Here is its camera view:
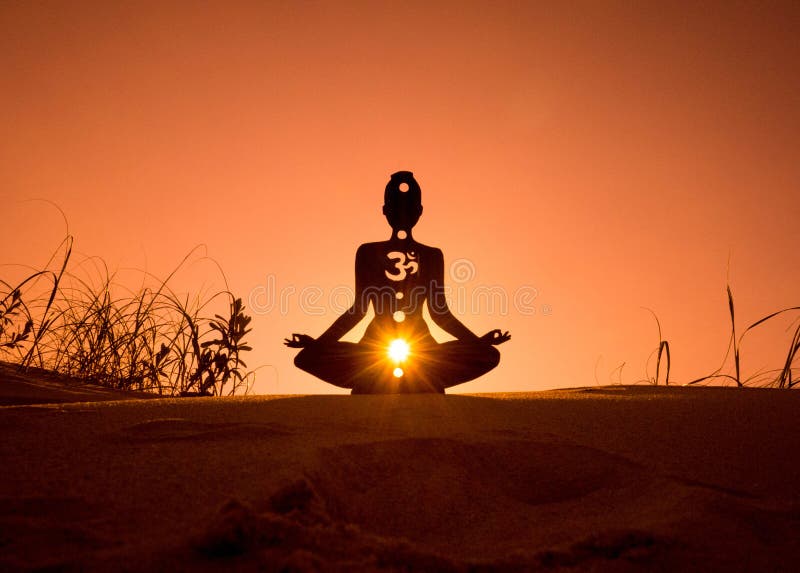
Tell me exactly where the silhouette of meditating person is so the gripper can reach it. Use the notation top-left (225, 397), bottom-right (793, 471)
top-left (285, 171), bottom-right (509, 393)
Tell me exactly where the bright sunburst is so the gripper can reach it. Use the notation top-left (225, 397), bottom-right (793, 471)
top-left (387, 339), bottom-right (410, 363)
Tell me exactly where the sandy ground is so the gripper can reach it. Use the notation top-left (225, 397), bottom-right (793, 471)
top-left (1, 365), bottom-right (799, 571)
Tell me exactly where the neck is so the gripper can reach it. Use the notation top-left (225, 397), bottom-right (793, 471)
top-left (391, 228), bottom-right (414, 242)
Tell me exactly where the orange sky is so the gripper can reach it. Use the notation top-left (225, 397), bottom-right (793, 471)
top-left (2, 1), bottom-right (799, 394)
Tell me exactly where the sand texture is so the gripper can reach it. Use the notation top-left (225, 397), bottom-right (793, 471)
top-left (1, 369), bottom-right (799, 571)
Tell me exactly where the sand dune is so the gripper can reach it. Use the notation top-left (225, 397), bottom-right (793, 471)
top-left (0, 362), bottom-right (159, 406)
top-left (1, 369), bottom-right (799, 571)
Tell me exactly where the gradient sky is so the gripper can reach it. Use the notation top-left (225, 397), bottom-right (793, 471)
top-left (2, 1), bottom-right (798, 394)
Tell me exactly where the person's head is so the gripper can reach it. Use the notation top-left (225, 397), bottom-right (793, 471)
top-left (383, 171), bottom-right (423, 233)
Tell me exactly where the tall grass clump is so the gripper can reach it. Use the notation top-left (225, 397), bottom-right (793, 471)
top-left (617, 286), bottom-right (797, 389)
top-left (687, 284), bottom-right (800, 388)
top-left (0, 236), bottom-right (254, 396)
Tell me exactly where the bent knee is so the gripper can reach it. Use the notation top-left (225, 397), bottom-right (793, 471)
top-left (468, 343), bottom-right (499, 369)
top-left (294, 348), bottom-right (311, 370)
top-left (485, 345), bottom-right (500, 368)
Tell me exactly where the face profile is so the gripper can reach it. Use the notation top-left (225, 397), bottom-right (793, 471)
top-left (285, 170), bottom-right (510, 393)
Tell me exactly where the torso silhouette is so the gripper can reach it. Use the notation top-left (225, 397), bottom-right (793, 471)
top-left (356, 237), bottom-right (442, 347)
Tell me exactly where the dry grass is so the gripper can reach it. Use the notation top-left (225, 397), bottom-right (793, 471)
top-left (641, 308), bottom-right (671, 386)
top-left (1, 235), bottom-right (253, 396)
top-left (684, 284), bottom-right (800, 388)
top-left (644, 284), bottom-right (799, 389)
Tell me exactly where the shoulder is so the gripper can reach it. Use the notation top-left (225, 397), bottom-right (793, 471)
top-left (357, 241), bottom-right (389, 251)
top-left (356, 241), bottom-right (389, 258)
top-left (414, 243), bottom-right (443, 261)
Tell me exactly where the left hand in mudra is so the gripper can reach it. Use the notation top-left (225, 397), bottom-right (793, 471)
top-left (284, 333), bottom-right (316, 348)
top-left (480, 329), bottom-right (511, 345)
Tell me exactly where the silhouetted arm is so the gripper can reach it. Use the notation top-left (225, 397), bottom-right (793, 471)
top-left (426, 249), bottom-right (481, 342)
top-left (315, 245), bottom-right (370, 343)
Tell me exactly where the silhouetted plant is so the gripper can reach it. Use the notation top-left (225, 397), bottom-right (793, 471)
top-left (186, 297), bottom-right (253, 396)
top-left (688, 284), bottom-right (800, 388)
top-left (610, 361), bottom-right (626, 385)
top-left (21, 237), bottom-right (73, 369)
top-left (1, 235), bottom-right (255, 396)
top-left (640, 308), bottom-right (671, 386)
top-left (776, 320), bottom-right (800, 389)
top-left (0, 288), bottom-right (33, 351)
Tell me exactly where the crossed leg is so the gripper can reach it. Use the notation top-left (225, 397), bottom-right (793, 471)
top-left (417, 340), bottom-right (500, 388)
top-left (294, 339), bottom-right (500, 394)
top-left (294, 341), bottom-right (386, 391)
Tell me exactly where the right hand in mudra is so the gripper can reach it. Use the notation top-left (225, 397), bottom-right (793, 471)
top-left (480, 329), bottom-right (511, 345)
top-left (284, 333), bottom-right (315, 348)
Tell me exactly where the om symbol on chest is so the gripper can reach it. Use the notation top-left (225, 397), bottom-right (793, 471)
top-left (385, 251), bottom-right (419, 281)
